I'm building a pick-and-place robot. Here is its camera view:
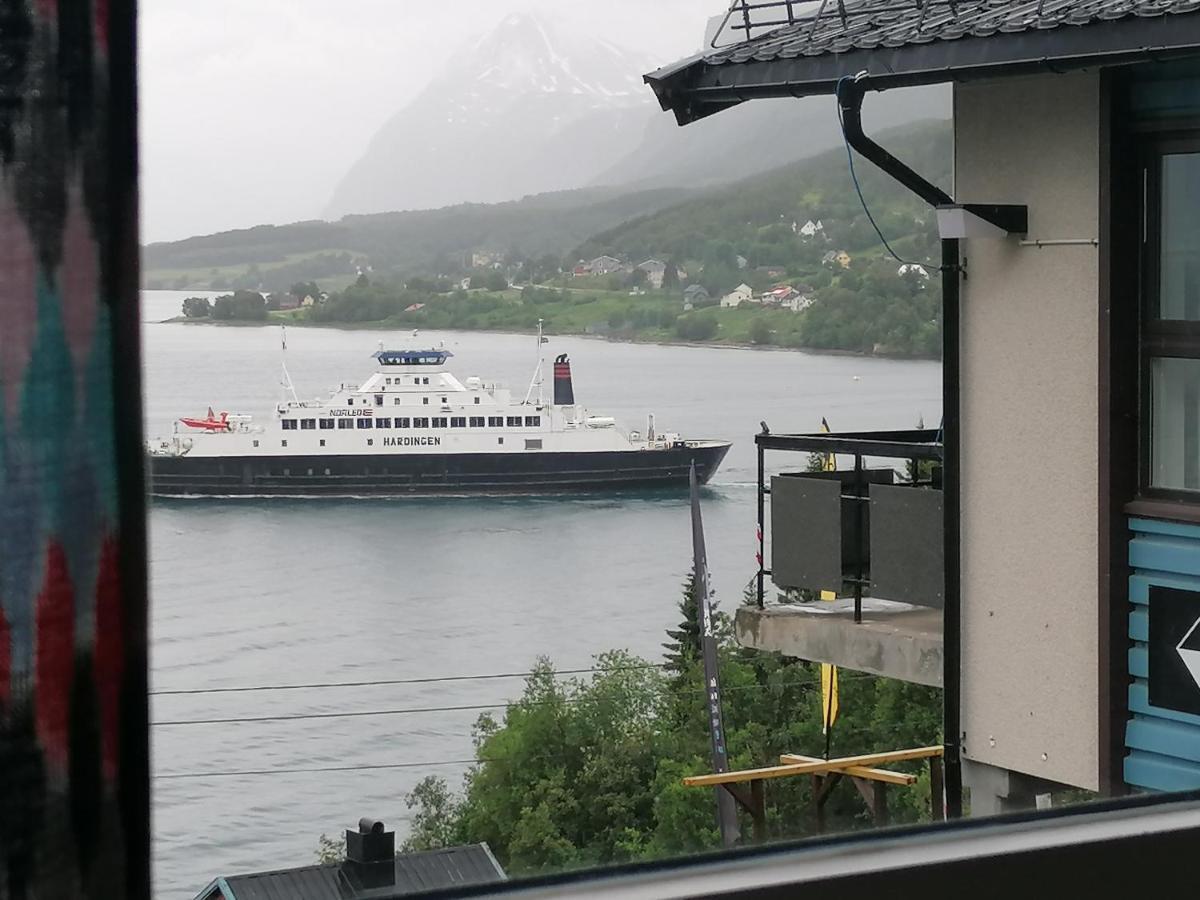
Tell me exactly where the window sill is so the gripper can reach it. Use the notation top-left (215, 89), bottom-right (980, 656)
top-left (1125, 497), bottom-right (1200, 525)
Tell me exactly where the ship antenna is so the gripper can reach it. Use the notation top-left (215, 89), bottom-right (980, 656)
top-left (280, 325), bottom-right (298, 403)
top-left (522, 318), bottom-right (546, 407)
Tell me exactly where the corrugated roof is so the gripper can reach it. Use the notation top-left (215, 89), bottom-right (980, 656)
top-left (646, 0), bottom-right (1200, 123)
top-left (202, 844), bottom-right (506, 900)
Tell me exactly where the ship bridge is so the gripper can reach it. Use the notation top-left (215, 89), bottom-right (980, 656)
top-left (372, 350), bottom-right (453, 367)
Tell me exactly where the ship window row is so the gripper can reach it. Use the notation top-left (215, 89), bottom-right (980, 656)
top-left (283, 415), bottom-right (542, 432)
top-left (383, 376), bottom-right (431, 385)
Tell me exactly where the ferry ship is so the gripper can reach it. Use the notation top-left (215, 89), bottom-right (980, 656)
top-left (147, 332), bottom-right (731, 497)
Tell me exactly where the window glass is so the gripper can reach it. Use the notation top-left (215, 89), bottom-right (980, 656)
top-left (396, 418), bottom-right (410, 428)
top-left (376, 418), bottom-right (391, 429)
top-left (413, 417), bottom-right (429, 428)
top-left (470, 417), bottom-right (485, 427)
top-left (319, 419), bottom-right (334, 430)
top-left (1151, 357), bottom-right (1200, 490)
top-left (338, 420), bottom-right (353, 430)
top-left (1160, 152), bottom-right (1200, 320)
top-left (507, 416), bottom-right (522, 427)
top-left (451, 417), bottom-right (466, 428)
top-left (432, 417), bottom-right (447, 428)
top-left (488, 416), bottom-right (503, 427)
top-left (301, 419), bottom-right (316, 430)
top-left (357, 419), bottom-right (372, 430)
top-left (525, 416), bottom-right (541, 427)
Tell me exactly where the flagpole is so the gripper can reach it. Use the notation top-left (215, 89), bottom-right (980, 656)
top-left (691, 462), bottom-right (740, 847)
top-left (280, 325), bottom-right (298, 403)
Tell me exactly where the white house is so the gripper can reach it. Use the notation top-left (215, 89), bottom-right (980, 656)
top-left (798, 219), bottom-right (825, 238)
top-left (898, 263), bottom-right (931, 279)
top-left (637, 259), bottom-right (667, 289)
top-left (720, 283), bottom-right (754, 308)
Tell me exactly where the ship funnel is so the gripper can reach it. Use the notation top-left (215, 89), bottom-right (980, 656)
top-left (553, 354), bottom-right (575, 406)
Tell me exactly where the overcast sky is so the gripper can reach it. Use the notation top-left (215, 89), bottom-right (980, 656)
top-left (140, 1), bottom-right (725, 243)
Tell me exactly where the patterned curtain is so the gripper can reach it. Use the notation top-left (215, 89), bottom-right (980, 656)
top-left (0, 1), bottom-right (148, 896)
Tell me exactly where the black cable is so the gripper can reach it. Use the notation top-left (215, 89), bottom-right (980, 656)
top-left (150, 673), bottom-right (872, 728)
top-left (150, 663), bottom-right (669, 697)
top-left (154, 758), bottom-right (492, 780)
top-left (835, 75), bottom-right (933, 271)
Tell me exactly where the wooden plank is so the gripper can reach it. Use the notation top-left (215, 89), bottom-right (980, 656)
top-left (778, 753), bottom-right (916, 786)
top-left (777, 745), bottom-right (943, 771)
top-left (684, 746), bottom-right (942, 788)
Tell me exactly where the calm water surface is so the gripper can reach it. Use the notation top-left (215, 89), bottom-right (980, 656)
top-left (142, 291), bottom-right (941, 897)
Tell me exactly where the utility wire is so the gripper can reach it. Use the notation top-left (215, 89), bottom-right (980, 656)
top-left (150, 663), bottom-right (669, 697)
top-left (154, 758), bottom-right (491, 780)
top-left (150, 673), bottom-right (873, 728)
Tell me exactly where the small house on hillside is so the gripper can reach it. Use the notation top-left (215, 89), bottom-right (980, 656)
top-left (797, 219), bottom-right (825, 238)
top-left (588, 255), bottom-right (624, 276)
top-left (721, 283), bottom-right (754, 308)
top-left (637, 258), bottom-right (667, 289)
top-left (899, 263), bottom-right (931, 279)
top-left (684, 284), bottom-right (710, 304)
top-left (193, 820), bottom-right (506, 900)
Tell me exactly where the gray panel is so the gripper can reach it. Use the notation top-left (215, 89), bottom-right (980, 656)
top-left (770, 475), bottom-right (843, 592)
top-left (870, 484), bottom-right (944, 609)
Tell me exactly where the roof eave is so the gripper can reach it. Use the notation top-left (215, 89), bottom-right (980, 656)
top-left (646, 12), bottom-right (1200, 125)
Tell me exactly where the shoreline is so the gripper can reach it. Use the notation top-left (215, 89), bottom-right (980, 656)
top-left (156, 316), bottom-right (939, 362)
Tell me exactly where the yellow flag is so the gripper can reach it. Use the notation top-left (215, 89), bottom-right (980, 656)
top-left (819, 588), bottom-right (839, 733)
top-left (821, 664), bottom-right (839, 734)
top-left (820, 417), bottom-right (836, 472)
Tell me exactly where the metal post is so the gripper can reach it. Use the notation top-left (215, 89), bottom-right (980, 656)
top-left (930, 755), bottom-right (946, 822)
top-left (757, 437), bottom-right (766, 609)
top-left (853, 453), bottom-right (864, 624)
top-left (942, 237), bottom-right (964, 819)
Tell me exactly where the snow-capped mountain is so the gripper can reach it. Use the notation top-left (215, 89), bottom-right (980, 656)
top-left (325, 13), bottom-right (659, 218)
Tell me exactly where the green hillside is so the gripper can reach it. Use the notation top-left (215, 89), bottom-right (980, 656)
top-left (143, 185), bottom-right (694, 292)
top-left (576, 119), bottom-right (950, 285)
top-left (172, 119), bottom-right (953, 357)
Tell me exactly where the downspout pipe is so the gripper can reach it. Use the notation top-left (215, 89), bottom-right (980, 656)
top-left (836, 78), bottom-right (953, 208)
top-left (836, 75), bottom-right (964, 820)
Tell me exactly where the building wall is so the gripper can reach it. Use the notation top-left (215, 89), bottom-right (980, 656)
top-left (956, 72), bottom-right (1101, 790)
top-left (1125, 518), bottom-right (1200, 791)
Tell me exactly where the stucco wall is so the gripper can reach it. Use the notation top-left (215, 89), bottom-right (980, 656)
top-left (956, 72), bottom-right (1100, 791)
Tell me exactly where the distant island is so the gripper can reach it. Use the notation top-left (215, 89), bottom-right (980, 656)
top-left (156, 121), bottom-right (950, 359)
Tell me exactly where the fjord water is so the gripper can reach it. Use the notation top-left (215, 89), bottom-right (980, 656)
top-left (142, 292), bottom-right (941, 897)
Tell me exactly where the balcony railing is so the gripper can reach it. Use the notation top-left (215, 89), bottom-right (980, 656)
top-left (755, 427), bottom-right (944, 621)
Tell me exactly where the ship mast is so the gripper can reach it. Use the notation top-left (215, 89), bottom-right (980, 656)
top-left (280, 325), bottom-right (298, 403)
top-left (522, 319), bottom-right (546, 407)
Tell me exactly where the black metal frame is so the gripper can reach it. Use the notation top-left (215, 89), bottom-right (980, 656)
top-left (754, 428), bottom-right (943, 621)
top-left (1137, 132), bottom-right (1200, 501)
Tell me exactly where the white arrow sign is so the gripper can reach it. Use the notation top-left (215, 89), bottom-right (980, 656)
top-left (1176, 616), bottom-right (1200, 691)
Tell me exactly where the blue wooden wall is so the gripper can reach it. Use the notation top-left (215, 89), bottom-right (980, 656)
top-left (1125, 517), bottom-right (1200, 791)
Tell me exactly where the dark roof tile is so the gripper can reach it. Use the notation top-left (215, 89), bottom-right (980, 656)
top-left (701, 0), bottom-right (1200, 66)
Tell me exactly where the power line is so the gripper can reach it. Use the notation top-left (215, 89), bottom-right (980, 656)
top-left (154, 758), bottom-right (491, 780)
top-left (150, 674), bottom-right (873, 728)
top-left (150, 663), bottom-right (669, 697)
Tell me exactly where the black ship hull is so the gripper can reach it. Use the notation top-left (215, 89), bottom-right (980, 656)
top-left (148, 443), bottom-right (731, 497)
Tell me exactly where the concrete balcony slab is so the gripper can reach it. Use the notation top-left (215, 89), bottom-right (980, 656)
top-left (735, 597), bottom-right (944, 687)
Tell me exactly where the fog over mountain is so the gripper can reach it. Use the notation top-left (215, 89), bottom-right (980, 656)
top-left (327, 11), bottom-right (946, 221)
top-left (325, 14), bottom-right (660, 218)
